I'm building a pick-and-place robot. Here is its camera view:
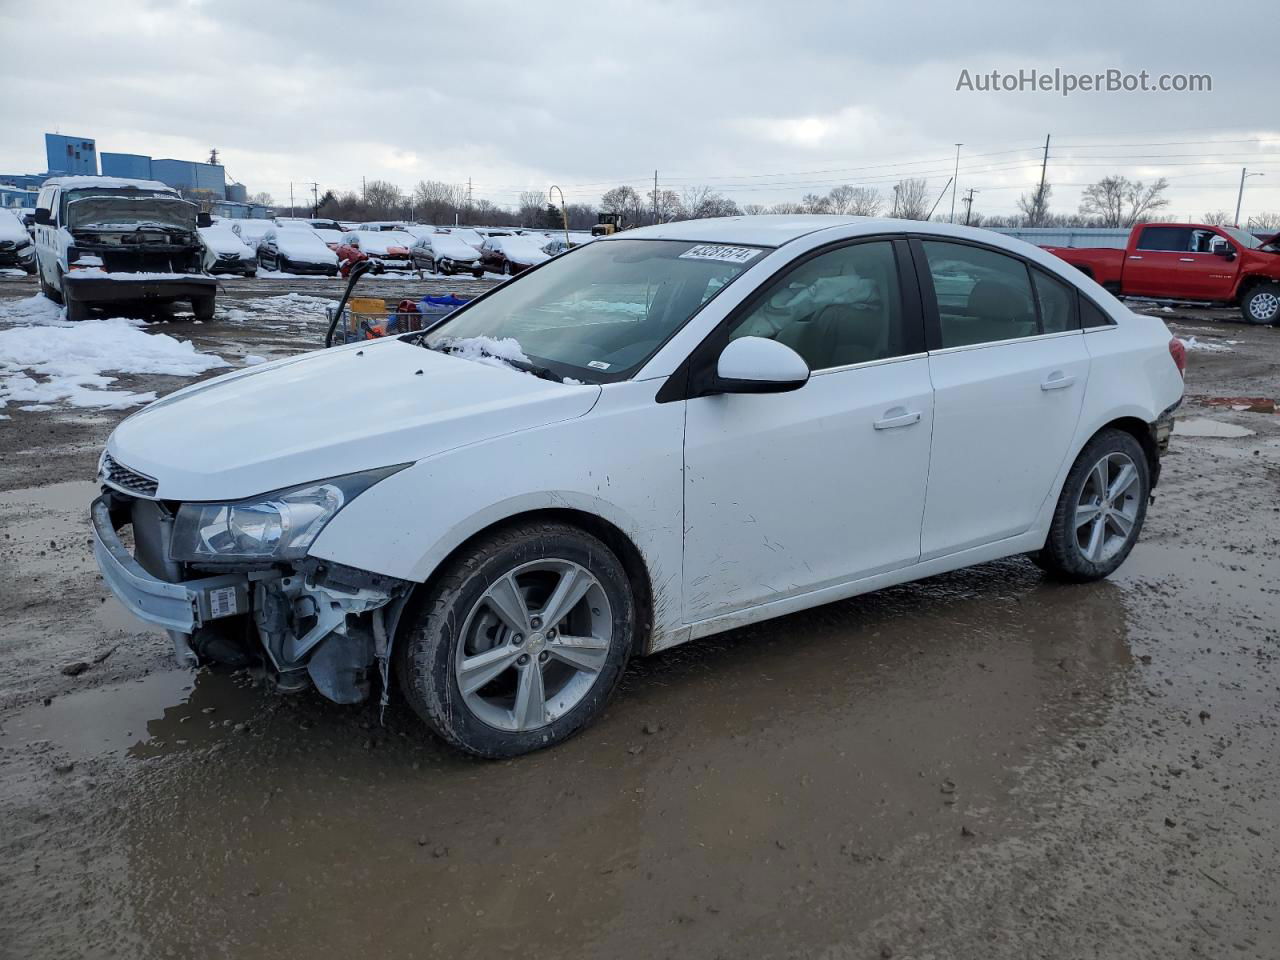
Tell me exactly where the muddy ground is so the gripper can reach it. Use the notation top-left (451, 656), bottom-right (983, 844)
top-left (0, 275), bottom-right (1277, 959)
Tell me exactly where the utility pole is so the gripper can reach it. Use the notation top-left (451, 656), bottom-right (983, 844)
top-left (466, 177), bottom-right (472, 222)
top-left (962, 188), bottom-right (979, 226)
top-left (1235, 167), bottom-right (1263, 227)
top-left (208, 148), bottom-right (219, 166)
top-left (1033, 134), bottom-right (1051, 226)
top-left (289, 182), bottom-right (294, 218)
top-left (654, 170), bottom-right (659, 225)
top-left (306, 181), bottom-right (318, 218)
top-left (950, 143), bottom-right (962, 223)
top-left (892, 184), bottom-right (900, 218)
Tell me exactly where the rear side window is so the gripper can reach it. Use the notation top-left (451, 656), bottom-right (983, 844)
top-left (920, 240), bottom-right (1037, 348)
top-left (1136, 226), bottom-right (1192, 252)
top-left (1031, 268), bottom-right (1079, 333)
top-left (728, 240), bottom-right (909, 370)
top-left (1080, 296), bottom-right (1116, 328)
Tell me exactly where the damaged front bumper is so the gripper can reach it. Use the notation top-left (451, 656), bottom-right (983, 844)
top-left (91, 495), bottom-right (407, 704)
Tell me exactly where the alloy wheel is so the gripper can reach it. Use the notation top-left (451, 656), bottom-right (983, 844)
top-left (1250, 291), bottom-right (1279, 322)
top-left (454, 559), bottom-right (613, 732)
top-left (1074, 452), bottom-right (1142, 563)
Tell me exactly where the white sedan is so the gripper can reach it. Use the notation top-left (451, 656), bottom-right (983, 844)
top-left (90, 216), bottom-right (1184, 758)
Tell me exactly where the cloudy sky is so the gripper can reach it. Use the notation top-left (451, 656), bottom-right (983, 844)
top-left (2, 0), bottom-right (1277, 222)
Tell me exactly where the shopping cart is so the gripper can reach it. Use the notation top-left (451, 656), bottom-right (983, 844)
top-left (324, 261), bottom-right (473, 347)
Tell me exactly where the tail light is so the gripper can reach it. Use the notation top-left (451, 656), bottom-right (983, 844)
top-left (1168, 337), bottom-right (1187, 377)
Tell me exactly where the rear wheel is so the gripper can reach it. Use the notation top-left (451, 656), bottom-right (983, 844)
top-left (64, 292), bottom-right (89, 322)
top-left (397, 521), bottom-right (634, 758)
top-left (191, 295), bottom-right (215, 321)
top-left (1034, 429), bottom-right (1149, 582)
top-left (39, 272), bottom-right (63, 303)
top-left (1241, 284), bottom-right (1280, 325)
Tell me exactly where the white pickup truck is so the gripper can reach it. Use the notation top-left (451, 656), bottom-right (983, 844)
top-left (32, 176), bottom-right (217, 321)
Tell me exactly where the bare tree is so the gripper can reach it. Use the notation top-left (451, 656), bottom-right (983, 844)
top-left (564, 203), bottom-right (597, 230)
top-left (1249, 211), bottom-right (1280, 230)
top-left (411, 180), bottom-right (466, 225)
top-left (248, 191), bottom-right (274, 206)
top-left (770, 201), bottom-right (806, 214)
top-left (647, 188), bottom-right (684, 223)
top-left (1017, 182), bottom-right (1052, 227)
top-left (1079, 176), bottom-right (1170, 227)
top-left (834, 186), bottom-right (883, 216)
top-left (361, 180), bottom-right (403, 219)
top-left (891, 178), bottom-right (930, 220)
top-left (1200, 209), bottom-right (1233, 225)
top-left (680, 185), bottom-right (739, 220)
top-left (517, 190), bottom-right (545, 226)
top-left (601, 186), bottom-right (643, 227)
top-left (741, 203), bottom-right (770, 216)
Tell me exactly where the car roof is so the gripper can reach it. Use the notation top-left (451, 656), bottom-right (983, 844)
top-left (609, 215), bottom-right (1076, 259)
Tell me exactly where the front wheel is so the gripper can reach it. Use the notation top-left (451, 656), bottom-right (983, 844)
top-left (1034, 429), bottom-right (1150, 582)
top-left (64, 292), bottom-right (89, 322)
top-left (397, 521), bottom-right (634, 758)
top-left (1241, 284), bottom-right (1280, 325)
top-left (191, 295), bottom-right (215, 321)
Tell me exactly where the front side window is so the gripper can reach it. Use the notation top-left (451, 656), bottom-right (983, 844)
top-left (422, 239), bottom-right (763, 381)
top-left (728, 240), bottom-right (908, 370)
top-left (921, 240), bottom-right (1037, 348)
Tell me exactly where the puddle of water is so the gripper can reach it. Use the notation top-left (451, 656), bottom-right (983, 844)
top-left (0, 668), bottom-right (259, 761)
top-left (1174, 417), bottom-right (1255, 438)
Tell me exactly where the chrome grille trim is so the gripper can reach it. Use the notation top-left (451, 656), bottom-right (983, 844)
top-left (101, 453), bottom-right (159, 498)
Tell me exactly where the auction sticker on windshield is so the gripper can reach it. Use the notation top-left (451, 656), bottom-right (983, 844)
top-left (678, 244), bottom-right (762, 264)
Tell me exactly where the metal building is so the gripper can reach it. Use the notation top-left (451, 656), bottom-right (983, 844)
top-left (45, 134), bottom-right (98, 176)
top-left (100, 152), bottom-right (154, 180)
top-left (150, 158), bottom-right (227, 198)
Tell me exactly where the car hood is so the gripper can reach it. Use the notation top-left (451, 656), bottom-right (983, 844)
top-left (106, 338), bottom-right (601, 501)
top-left (277, 235), bottom-right (337, 262)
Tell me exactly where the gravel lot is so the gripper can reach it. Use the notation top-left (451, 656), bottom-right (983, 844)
top-left (0, 274), bottom-right (1277, 959)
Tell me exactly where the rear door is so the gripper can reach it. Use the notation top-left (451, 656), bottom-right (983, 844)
top-left (912, 238), bottom-right (1089, 559)
top-left (1124, 225), bottom-right (1197, 298)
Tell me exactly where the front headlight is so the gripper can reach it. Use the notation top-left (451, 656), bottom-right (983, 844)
top-left (169, 465), bottom-right (406, 562)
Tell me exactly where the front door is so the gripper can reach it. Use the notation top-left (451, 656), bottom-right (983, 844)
top-left (682, 239), bottom-right (932, 625)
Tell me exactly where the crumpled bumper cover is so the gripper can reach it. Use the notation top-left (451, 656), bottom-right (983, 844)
top-left (91, 497), bottom-right (248, 635)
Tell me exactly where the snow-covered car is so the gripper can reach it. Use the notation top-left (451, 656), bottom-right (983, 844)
top-left (409, 232), bottom-right (485, 276)
top-left (32, 176), bottom-right (216, 321)
top-left (257, 226), bottom-right (339, 276)
top-left (480, 235), bottom-right (550, 275)
top-left (442, 227), bottom-right (485, 250)
top-left (308, 219), bottom-right (347, 251)
top-left (335, 230), bottom-right (415, 272)
top-left (229, 218), bottom-right (275, 249)
top-left (0, 207), bottom-right (36, 273)
top-left (89, 216), bottom-right (1184, 759)
top-left (199, 222), bottom-right (257, 276)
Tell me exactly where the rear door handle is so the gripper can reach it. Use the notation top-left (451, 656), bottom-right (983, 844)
top-left (873, 409), bottom-right (922, 430)
top-left (1179, 257), bottom-right (1195, 262)
top-left (1041, 373), bottom-right (1077, 391)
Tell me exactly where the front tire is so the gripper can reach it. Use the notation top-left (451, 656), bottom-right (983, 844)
top-left (397, 521), bottom-right (634, 758)
top-left (1241, 284), bottom-right (1280, 325)
top-left (1034, 429), bottom-right (1149, 582)
top-left (191, 295), bottom-right (215, 321)
top-left (64, 292), bottom-right (89, 322)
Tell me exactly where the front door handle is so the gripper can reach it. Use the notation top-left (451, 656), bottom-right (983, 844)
top-left (1179, 257), bottom-right (1196, 262)
top-left (1127, 255), bottom-right (1144, 260)
top-left (1041, 373), bottom-right (1077, 391)
top-left (873, 409), bottom-right (922, 430)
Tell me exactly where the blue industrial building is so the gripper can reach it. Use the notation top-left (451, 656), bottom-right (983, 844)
top-left (151, 158), bottom-right (227, 197)
top-left (100, 152), bottom-right (154, 181)
top-left (45, 134), bottom-right (98, 175)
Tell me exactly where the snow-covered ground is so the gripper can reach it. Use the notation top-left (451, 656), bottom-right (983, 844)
top-left (0, 294), bottom-right (229, 412)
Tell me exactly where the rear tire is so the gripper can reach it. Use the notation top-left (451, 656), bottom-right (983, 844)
top-left (191, 295), bottom-right (215, 321)
top-left (396, 521), bottom-right (634, 758)
top-left (1241, 283), bottom-right (1280, 325)
top-left (64, 293), bottom-right (89, 322)
top-left (1034, 429), bottom-right (1150, 582)
top-left (39, 272), bottom-right (63, 303)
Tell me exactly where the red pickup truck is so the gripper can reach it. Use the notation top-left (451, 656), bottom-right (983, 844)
top-left (1045, 223), bottom-right (1280, 324)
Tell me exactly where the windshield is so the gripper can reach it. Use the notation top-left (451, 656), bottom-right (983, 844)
top-left (1221, 227), bottom-right (1263, 250)
top-left (66, 194), bottom-right (195, 231)
top-left (422, 238), bottom-right (766, 381)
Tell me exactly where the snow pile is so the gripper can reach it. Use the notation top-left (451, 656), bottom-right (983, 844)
top-left (1177, 336), bottom-right (1232, 353)
top-left (0, 296), bottom-right (229, 411)
top-left (439, 335), bottom-right (532, 372)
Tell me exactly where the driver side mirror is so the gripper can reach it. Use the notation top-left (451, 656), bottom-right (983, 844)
top-left (34, 208), bottom-right (52, 226)
top-left (1212, 240), bottom-right (1236, 260)
top-left (196, 212), bottom-right (213, 228)
top-left (712, 336), bottom-right (810, 394)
